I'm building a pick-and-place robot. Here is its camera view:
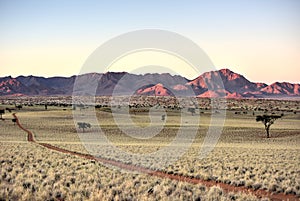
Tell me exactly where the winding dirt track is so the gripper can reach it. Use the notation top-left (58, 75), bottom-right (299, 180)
top-left (12, 113), bottom-right (299, 201)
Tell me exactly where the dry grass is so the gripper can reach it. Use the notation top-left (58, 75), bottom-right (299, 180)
top-left (0, 141), bottom-right (263, 201)
top-left (1, 97), bottom-right (299, 200)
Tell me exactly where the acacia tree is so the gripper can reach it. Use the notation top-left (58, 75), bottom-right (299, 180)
top-left (0, 109), bottom-right (4, 119)
top-left (16, 105), bottom-right (22, 110)
top-left (188, 108), bottom-right (196, 116)
top-left (77, 122), bottom-right (91, 133)
top-left (256, 115), bottom-right (281, 138)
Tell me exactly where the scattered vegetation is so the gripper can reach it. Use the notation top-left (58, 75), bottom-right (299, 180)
top-left (0, 143), bottom-right (261, 201)
top-left (0, 96), bottom-right (299, 200)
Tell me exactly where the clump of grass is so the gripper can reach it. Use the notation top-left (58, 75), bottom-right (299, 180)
top-left (205, 186), bottom-right (223, 201)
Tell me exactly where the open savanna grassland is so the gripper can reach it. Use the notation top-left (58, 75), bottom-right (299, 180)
top-left (3, 141), bottom-right (263, 201)
top-left (91, 106), bottom-right (300, 196)
top-left (0, 109), bottom-right (262, 200)
top-left (0, 97), bottom-right (299, 200)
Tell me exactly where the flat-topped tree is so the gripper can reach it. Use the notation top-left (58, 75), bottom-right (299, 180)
top-left (256, 115), bottom-right (281, 138)
top-left (77, 122), bottom-right (91, 133)
top-left (16, 105), bottom-right (22, 110)
top-left (0, 109), bottom-right (4, 119)
top-left (188, 108), bottom-right (196, 116)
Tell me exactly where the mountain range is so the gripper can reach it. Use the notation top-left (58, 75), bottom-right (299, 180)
top-left (0, 69), bottom-right (299, 98)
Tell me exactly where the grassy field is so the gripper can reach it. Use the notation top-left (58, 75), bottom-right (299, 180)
top-left (0, 98), bottom-right (299, 200)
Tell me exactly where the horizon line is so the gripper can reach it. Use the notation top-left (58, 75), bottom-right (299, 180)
top-left (1, 69), bottom-right (299, 85)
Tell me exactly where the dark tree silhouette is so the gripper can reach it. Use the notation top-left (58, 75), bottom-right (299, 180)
top-left (161, 114), bottom-right (166, 121)
top-left (16, 105), bottom-right (22, 110)
top-left (256, 115), bottom-right (281, 138)
top-left (12, 118), bottom-right (17, 125)
top-left (0, 109), bottom-right (4, 119)
top-left (77, 122), bottom-right (91, 132)
top-left (188, 108), bottom-right (196, 116)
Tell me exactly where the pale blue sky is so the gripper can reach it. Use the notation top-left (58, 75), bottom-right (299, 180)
top-left (0, 0), bottom-right (299, 83)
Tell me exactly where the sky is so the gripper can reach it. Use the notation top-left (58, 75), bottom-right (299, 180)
top-left (0, 0), bottom-right (299, 84)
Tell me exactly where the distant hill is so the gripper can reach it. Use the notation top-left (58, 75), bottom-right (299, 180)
top-left (0, 69), bottom-right (299, 98)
